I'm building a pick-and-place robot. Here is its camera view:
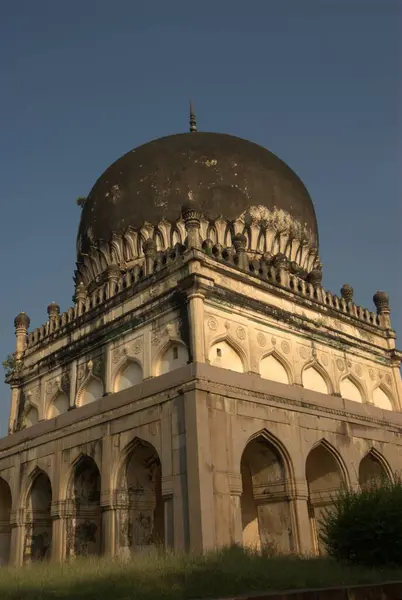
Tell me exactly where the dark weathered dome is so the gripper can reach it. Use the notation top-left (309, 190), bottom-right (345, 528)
top-left (77, 132), bottom-right (319, 258)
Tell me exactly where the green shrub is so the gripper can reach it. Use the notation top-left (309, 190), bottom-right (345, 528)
top-left (320, 477), bottom-right (402, 567)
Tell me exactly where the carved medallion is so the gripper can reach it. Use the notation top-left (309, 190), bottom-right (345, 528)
top-left (355, 364), bottom-right (363, 377)
top-left (321, 354), bottom-right (329, 366)
top-left (347, 360), bottom-right (352, 368)
top-left (281, 340), bottom-right (290, 355)
top-left (271, 336), bottom-right (277, 346)
top-left (336, 358), bottom-right (345, 372)
top-left (369, 369), bottom-right (376, 380)
top-left (299, 346), bottom-right (310, 360)
top-left (379, 371), bottom-right (384, 380)
top-left (257, 333), bottom-right (266, 347)
top-left (132, 339), bottom-right (144, 354)
top-left (112, 349), bottom-right (121, 364)
top-left (46, 381), bottom-right (53, 394)
top-left (236, 326), bottom-right (246, 340)
top-left (386, 374), bottom-right (392, 386)
top-left (207, 317), bottom-right (218, 331)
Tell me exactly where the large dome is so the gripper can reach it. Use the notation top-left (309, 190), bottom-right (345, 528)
top-left (75, 131), bottom-right (320, 289)
top-left (78, 132), bottom-right (318, 253)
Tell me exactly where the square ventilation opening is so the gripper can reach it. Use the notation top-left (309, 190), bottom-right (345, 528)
top-left (216, 348), bottom-right (222, 358)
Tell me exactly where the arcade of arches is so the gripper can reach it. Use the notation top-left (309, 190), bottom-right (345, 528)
top-left (0, 435), bottom-right (390, 565)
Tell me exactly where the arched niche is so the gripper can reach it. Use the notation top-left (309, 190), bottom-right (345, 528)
top-left (66, 456), bottom-right (101, 558)
top-left (25, 471), bottom-right (52, 562)
top-left (305, 442), bottom-right (345, 555)
top-left (156, 342), bottom-right (189, 377)
top-left (340, 377), bottom-right (363, 403)
top-left (116, 440), bottom-right (164, 557)
top-left (114, 360), bottom-right (143, 393)
top-left (79, 378), bottom-right (104, 407)
top-left (48, 392), bottom-right (69, 419)
top-left (359, 451), bottom-right (390, 490)
top-left (302, 365), bottom-right (329, 395)
top-left (209, 340), bottom-right (244, 373)
top-left (240, 434), bottom-right (293, 554)
top-left (372, 386), bottom-right (393, 411)
top-left (25, 405), bottom-right (39, 428)
top-left (0, 477), bottom-right (12, 565)
top-left (260, 354), bottom-right (290, 385)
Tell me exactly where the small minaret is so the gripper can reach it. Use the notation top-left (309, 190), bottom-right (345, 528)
top-left (14, 312), bottom-right (30, 360)
top-left (189, 101), bottom-right (197, 133)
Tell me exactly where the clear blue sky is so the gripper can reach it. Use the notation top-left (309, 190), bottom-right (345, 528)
top-left (0, 0), bottom-right (400, 436)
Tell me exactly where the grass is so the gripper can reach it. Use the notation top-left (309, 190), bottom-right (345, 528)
top-left (0, 545), bottom-right (402, 600)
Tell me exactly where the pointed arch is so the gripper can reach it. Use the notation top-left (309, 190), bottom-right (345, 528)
top-left (339, 372), bottom-right (365, 404)
top-left (240, 429), bottom-right (295, 553)
top-left (24, 469), bottom-right (52, 562)
top-left (113, 357), bottom-right (143, 393)
top-left (305, 439), bottom-right (348, 555)
top-left (206, 224), bottom-right (218, 245)
top-left (76, 373), bottom-right (104, 407)
top-left (153, 229), bottom-right (164, 251)
top-left (0, 476), bottom-right (12, 565)
top-left (24, 403), bottom-right (40, 428)
top-left (259, 349), bottom-right (293, 385)
top-left (114, 436), bottom-right (164, 554)
top-left (47, 390), bottom-right (70, 419)
top-left (359, 448), bottom-right (393, 490)
top-left (208, 335), bottom-right (248, 373)
top-left (302, 360), bottom-right (333, 395)
top-left (372, 383), bottom-right (394, 411)
top-left (243, 428), bottom-right (295, 484)
top-left (65, 454), bottom-right (101, 558)
top-left (154, 338), bottom-right (189, 377)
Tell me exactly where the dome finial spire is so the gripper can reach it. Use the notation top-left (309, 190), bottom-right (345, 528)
top-left (189, 100), bottom-right (197, 132)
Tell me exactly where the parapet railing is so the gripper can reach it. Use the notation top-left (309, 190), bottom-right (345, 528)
top-left (25, 242), bottom-right (382, 350)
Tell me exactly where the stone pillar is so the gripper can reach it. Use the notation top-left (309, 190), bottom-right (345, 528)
top-left (228, 472), bottom-right (243, 546)
top-left (107, 264), bottom-right (120, 299)
top-left (47, 302), bottom-right (60, 331)
top-left (75, 282), bottom-right (87, 316)
top-left (101, 508), bottom-right (116, 557)
top-left (100, 435), bottom-right (115, 557)
top-left (50, 513), bottom-right (65, 562)
top-left (143, 239), bottom-right (157, 275)
top-left (8, 386), bottom-right (20, 435)
top-left (104, 344), bottom-right (113, 395)
top-left (186, 289), bottom-right (205, 363)
top-left (14, 312), bottom-right (30, 359)
top-left (9, 509), bottom-right (24, 567)
top-left (290, 495), bottom-right (314, 555)
top-left (182, 203), bottom-right (202, 249)
top-left (162, 490), bottom-right (174, 549)
top-left (184, 388), bottom-right (215, 551)
top-left (233, 234), bottom-right (249, 271)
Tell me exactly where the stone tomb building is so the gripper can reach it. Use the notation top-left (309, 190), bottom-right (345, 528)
top-left (1, 118), bottom-right (401, 565)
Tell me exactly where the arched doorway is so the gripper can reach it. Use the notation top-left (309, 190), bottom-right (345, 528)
top-left (240, 435), bottom-right (293, 553)
top-left (305, 443), bottom-right (345, 555)
top-left (67, 456), bottom-right (101, 558)
top-left (359, 451), bottom-right (390, 490)
top-left (116, 440), bottom-right (164, 556)
top-left (24, 472), bottom-right (52, 562)
top-left (0, 477), bottom-right (12, 565)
